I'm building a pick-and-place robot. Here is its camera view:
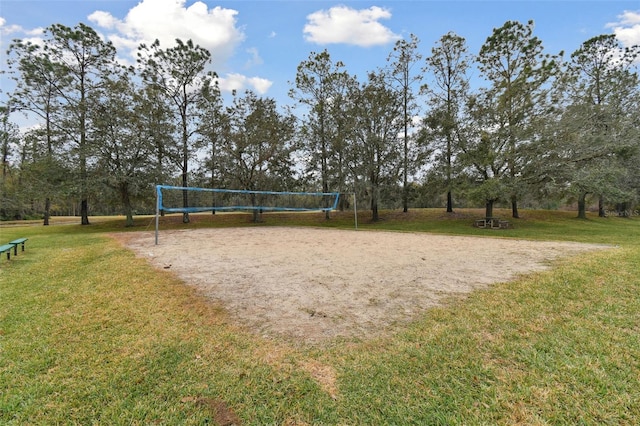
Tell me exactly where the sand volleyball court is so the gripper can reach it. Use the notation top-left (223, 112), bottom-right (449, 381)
top-left (115, 227), bottom-right (608, 344)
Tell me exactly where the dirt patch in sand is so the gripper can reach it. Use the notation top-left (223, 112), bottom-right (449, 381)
top-left (113, 227), bottom-right (609, 344)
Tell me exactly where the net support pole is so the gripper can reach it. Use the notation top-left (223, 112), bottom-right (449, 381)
top-left (155, 185), bottom-right (160, 245)
top-left (353, 192), bottom-right (358, 230)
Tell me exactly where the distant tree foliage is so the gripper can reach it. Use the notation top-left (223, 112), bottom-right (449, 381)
top-left (137, 39), bottom-right (215, 223)
top-left (217, 91), bottom-right (297, 221)
top-left (385, 34), bottom-right (423, 213)
top-left (2, 20), bottom-right (639, 223)
top-left (475, 20), bottom-right (561, 219)
top-left (348, 72), bottom-right (404, 221)
top-left (561, 35), bottom-right (640, 218)
top-left (422, 32), bottom-right (471, 213)
top-left (289, 50), bottom-right (356, 218)
top-left (7, 23), bottom-right (118, 224)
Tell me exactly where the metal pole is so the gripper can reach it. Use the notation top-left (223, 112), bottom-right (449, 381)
top-left (353, 192), bottom-right (358, 230)
top-left (155, 186), bottom-right (160, 245)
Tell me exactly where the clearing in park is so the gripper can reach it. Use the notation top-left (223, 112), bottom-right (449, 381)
top-left (115, 226), bottom-right (608, 344)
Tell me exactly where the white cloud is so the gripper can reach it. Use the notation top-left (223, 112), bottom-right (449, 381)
top-left (217, 73), bottom-right (272, 95)
top-left (0, 17), bottom-right (17, 34)
top-left (1, 23), bottom-right (23, 35)
top-left (606, 10), bottom-right (640, 47)
top-left (249, 76), bottom-right (273, 94)
top-left (3, 1), bottom-right (276, 99)
top-left (245, 47), bottom-right (263, 68)
top-left (303, 5), bottom-right (401, 47)
top-left (0, 19), bottom-right (45, 49)
top-left (88, 0), bottom-right (245, 67)
top-left (25, 27), bottom-right (44, 37)
top-left (84, 0), bottom-right (275, 95)
top-left (0, 18), bottom-right (43, 37)
top-left (87, 11), bottom-right (119, 30)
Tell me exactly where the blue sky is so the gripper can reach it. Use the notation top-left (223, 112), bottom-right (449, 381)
top-left (1, 0), bottom-right (639, 120)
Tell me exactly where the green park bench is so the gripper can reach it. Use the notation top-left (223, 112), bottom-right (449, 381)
top-left (0, 244), bottom-right (15, 261)
top-left (9, 238), bottom-right (28, 256)
top-left (0, 238), bottom-right (28, 265)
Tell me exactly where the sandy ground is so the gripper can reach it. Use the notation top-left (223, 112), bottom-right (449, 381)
top-left (114, 227), bottom-right (609, 344)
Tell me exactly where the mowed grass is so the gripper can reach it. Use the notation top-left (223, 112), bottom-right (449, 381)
top-left (1, 209), bottom-right (639, 424)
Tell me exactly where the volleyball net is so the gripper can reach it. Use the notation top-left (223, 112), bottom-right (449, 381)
top-left (154, 185), bottom-right (342, 244)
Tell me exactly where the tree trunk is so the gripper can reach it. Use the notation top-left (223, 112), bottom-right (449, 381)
top-left (121, 182), bottom-right (134, 227)
top-left (181, 172), bottom-right (190, 224)
top-left (211, 191), bottom-right (216, 215)
top-left (511, 195), bottom-right (519, 219)
top-left (446, 130), bottom-right (454, 213)
top-left (80, 155), bottom-right (90, 225)
top-left (402, 137), bottom-right (408, 213)
top-left (323, 179), bottom-right (330, 220)
top-left (80, 81), bottom-right (90, 226)
top-left (181, 109), bottom-right (190, 224)
top-left (80, 199), bottom-right (90, 225)
top-left (320, 113), bottom-right (330, 220)
top-left (598, 195), bottom-right (606, 217)
top-left (371, 183), bottom-right (379, 222)
top-left (250, 193), bottom-right (261, 223)
top-left (210, 177), bottom-right (216, 216)
top-left (43, 197), bottom-right (51, 226)
top-left (371, 199), bottom-right (379, 222)
top-left (577, 192), bottom-right (587, 219)
top-left (485, 199), bottom-right (494, 220)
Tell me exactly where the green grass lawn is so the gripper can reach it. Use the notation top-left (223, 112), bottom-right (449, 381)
top-left (1, 209), bottom-right (639, 424)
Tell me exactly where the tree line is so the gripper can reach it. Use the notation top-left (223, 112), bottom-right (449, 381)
top-left (1, 20), bottom-right (639, 225)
